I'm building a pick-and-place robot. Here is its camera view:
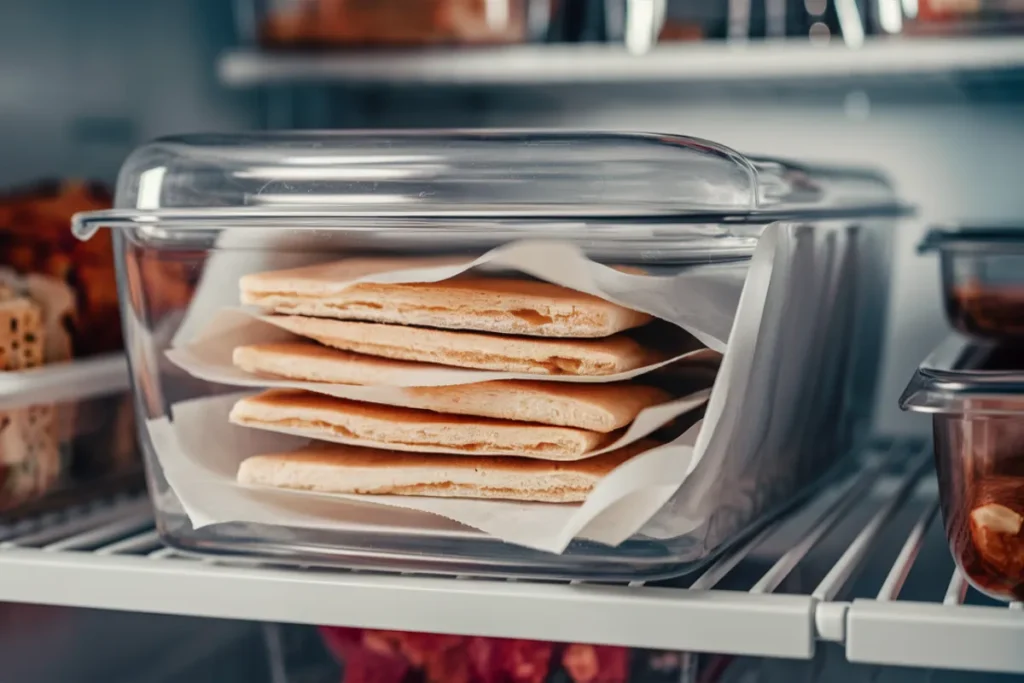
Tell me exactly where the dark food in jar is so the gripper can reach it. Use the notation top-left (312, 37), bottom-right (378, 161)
top-left (949, 283), bottom-right (1024, 339)
top-left (963, 476), bottom-right (1024, 597)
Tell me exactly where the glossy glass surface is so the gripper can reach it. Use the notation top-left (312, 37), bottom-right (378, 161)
top-left (902, 337), bottom-right (1024, 601)
top-left (73, 131), bottom-right (903, 263)
top-left (72, 131), bottom-right (901, 578)
top-left (921, 227), bottom-right (1024, 341)
top-left (0, 357), bottom-right (139, 519)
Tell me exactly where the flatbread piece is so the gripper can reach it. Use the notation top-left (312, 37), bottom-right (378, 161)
top-left (233, 342), bottom-right (671, 432)
top-left (229, 389), bottom-right (620, 460)
top-left (263, 316), bottom-right (658, 376)
top-left (237, 439), bottom-right (659, 503)
top-left (240, 262), bottom-right (652, 338)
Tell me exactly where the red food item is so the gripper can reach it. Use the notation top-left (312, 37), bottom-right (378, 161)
top-left (343, 647), bottom-right (412, 683)
top-left (466, 636), bottom-right (502, 683)
top-left (320, 627), bottom-right (411, 683)
top-left (362, 630), bottom-right (471, 683)
top-left (561, 645), bottom-right (629, 683)
top-left (321, 628), bottom-right (648, 683)
top-left (498, 639), bottom-right (555, 683)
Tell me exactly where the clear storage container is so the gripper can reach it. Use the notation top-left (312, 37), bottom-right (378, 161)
top-left (247, 0), bottom-right (557, 49)
top-left (0, 355), bottom-right (137, 518)
top-left (900, 336), bottom-right (1024, 601)
top-left (73, 130), bottom-right (906, 579)
top-left (921, 227), bottom-right (1024, 342)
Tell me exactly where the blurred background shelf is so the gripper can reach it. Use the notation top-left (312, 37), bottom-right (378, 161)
top-left (218, 36), bottom-right (1024, 87)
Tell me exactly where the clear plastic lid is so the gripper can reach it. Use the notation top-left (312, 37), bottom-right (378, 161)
top-left (900, 335), bottom-right (1024, 415)
top-left (73, 131), bottom-right (906, 251)
top-left (920, 226), bottom-right (1024, 254)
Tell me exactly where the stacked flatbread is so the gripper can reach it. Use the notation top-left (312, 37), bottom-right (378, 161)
top-left (228, 259), bottom-right (690, 503)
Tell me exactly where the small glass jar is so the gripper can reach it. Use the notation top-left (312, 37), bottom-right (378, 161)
top-left (901, 336), bottom-right (1024, 601)
top-left (921, 227), bottom-right (1024, 342)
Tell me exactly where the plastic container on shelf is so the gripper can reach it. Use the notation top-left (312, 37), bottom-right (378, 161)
top-left (920, 227), bottom-right (1024, 342)
top-left (248, 0), bottom-right (558, 49)
top-left (900, 336), bottom-right (1024, 601)
top-left (0, 355), bottom-right (138, 518)
top-left (72, 130), bottom-right (906, 579)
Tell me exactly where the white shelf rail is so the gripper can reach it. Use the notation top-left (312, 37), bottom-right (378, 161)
top-left (0, 440), bottom-right (1020, 673)
top-left (218, 37), bottom-right (1024, 87)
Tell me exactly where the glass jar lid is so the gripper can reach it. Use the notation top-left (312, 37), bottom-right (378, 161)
top-left (920, 225), bottom-right (1024, 255)
top-left (900, 335), bottom-right (1024, 415)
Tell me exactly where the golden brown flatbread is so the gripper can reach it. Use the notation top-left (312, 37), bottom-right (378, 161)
top-left (229, 389), bottom-right (621, 460)
top-left (233, 341), bottom-right (672, 432)
top-left (240, 261), bottom-right (651, 338)
top-left (263, 316), bottom-right (659, 376)
top-left (237, 439), bottom-right (659, 503)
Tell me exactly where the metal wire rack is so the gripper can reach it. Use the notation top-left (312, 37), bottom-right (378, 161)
top-left (0, 439), bottom-right (1020, 674)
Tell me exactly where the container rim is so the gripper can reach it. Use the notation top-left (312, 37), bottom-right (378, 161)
top-left (899, 335), bottom-right (1024, 415)
top-left (71, 203), bottom-right (913, 240)
top-left (918, 226), bottom-right (1024, 254)
top-left (0, 354), bottom-right (130, 411)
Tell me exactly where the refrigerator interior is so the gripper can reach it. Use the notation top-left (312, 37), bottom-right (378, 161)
top-left (1, 0), bottom-right (1023, 678)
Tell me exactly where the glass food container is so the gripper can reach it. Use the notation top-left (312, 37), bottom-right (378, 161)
top-left (0, 355), bottom-right (137, 518)
top-left (248, 0), bottom-right (557, 49)
top-left (73, 131), bottom-right (905, 579)
top-left (901, 336), bottom-right (1024, 601)
top-left (921, 227), bottom-right (1024, 342)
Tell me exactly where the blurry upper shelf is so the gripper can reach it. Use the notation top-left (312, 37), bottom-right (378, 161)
top-left (218, 36), bottom-right (1024, 87)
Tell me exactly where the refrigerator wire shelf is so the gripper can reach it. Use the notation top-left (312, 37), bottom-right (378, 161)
top-left (0, 439), bottom-right (1020, 674)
